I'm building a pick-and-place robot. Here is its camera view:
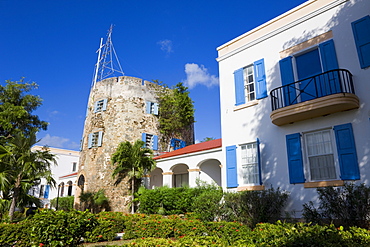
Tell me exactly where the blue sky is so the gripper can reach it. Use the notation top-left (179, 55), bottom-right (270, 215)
top-left (0, 0), bottom-right (307, 150)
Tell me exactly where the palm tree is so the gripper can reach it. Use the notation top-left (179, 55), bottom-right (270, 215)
top-left (111, 140), bottom-right (156, 213)
top-left (0, 132), bottom-right (56, 221)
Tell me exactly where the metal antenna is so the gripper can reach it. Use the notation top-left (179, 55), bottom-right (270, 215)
top-left (92, 25), bottom-right (124, 87)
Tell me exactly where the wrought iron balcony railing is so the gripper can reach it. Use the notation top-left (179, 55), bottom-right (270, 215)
top-left (270, 69), bottom-right (355, 111)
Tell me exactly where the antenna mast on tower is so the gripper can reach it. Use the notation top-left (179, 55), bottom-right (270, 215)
top-left (92, 25), bottom-right (124, 87)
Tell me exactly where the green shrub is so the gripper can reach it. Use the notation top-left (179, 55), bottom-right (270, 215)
top-left (221, 187), bottom-right (289, 227)
top-left (0, 221), bottom-right (32, 247)
top-left (303, 183), bottom-right (370, 228)
top-left (27, 209), bottom-right (98, 246)
top-left (84, 217), bottom-right (117, 243)
top-left (50, 196), bottom-right (74, 211)
top-left (191, 183), bottom-right (223, 221)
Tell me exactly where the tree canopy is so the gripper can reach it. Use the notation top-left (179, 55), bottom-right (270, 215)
top-left (0, 79), bottom-right (48, 138)
top-left (154, 81), bottom-right (195, 151)
top-left (111, 139), bottom-right (156, 213)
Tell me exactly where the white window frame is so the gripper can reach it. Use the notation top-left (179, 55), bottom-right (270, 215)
top-left (243, 64), bottom-right (255, 102)
top-left (303, 128), bottom-right (339, 182)
top-left (239, 142), bottom-right (259, 185)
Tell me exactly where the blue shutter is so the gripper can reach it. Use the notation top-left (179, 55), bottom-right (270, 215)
top-left (319, 39), bottom-right (339, 71)
top-left (286, 133), bottom-right (305, 184)
top-left (352, 16), bottom-right (370, 69)
top-left (170, 138), bottom-right (175, 147)
top-left (97, 131), bottom-right (103, 147)
top-left (254, 59), bottom-right (267, 99)
top-left (93, 101), bottom-right (98, 113)
top-left (334, 123), bottom-right (360, 180)
top-left (279, 57), bottom-right (296, 106)
top-left (88, 133), bottom-right (93, 149)
top-left (226, 145), bottom-right (238, 188)
top-left (102, 99), bottom-right (108, 111)
top-left (142, 133), bottom-right (146, 142)
top-left (234, 68), bottom-right (245, 106)
top-left (319, 39), bottom-right (340, 94)
top-left (44, 185), bottom-right (50, 199)
top-left (146, 102), bottom-right (151, 114)
top-left (153, 135), bottom-right (158, 150)
top-left (256, 138), bottom-right (262, 185)
top-left (180, 140), bottom-right (186, 148)
top-left (153, 103), bottom-right (159, 115)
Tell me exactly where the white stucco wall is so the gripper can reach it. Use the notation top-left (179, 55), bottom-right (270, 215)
top-left (217, 0), bottom-right (370, 216)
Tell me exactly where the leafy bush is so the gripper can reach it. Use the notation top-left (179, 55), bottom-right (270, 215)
top-left (27, 209), bottom-right (98, 246)
top-left (50, 196), bottom-right (74, 211)
top-left (303, 183), bottom-right (370, 228)
top-left (221, 187), bottom-right (289, 227)
top-left (79, 189), bottom-right (110, 213)
top-left (0, 221), bottom-right (32, 247)
top-left (191, 182), bottom-right (223, 221)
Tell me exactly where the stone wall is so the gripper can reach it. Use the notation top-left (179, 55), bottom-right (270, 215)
top-left (75, 76), bottom-right (162, 212)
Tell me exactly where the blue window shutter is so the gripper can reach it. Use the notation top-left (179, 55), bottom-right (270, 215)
top-left (153, 103), bottom-right (159, 115)
top-left (170, 138), bottom-right (175, 147)
top-left (102, 99), bottom-right (108, 111)
top-left (88, 133), bottom-right (93, 149)
top-left (319, 39), bottom-right (339, 71)
top-left (93, 101), bottom-right (98, 113)
top-left (254, 59), bottom-right (267, 99)
top-left (44, 185), bottom-right (50, 199)
top-left (142, 133), bottom-right (148, 148)
top-left (226, 145), bottom-right (238, 188)
top-left (234, 68), bottom-right (245, 106)
top-left (352, 16), bottom-right (370, 69)
top-left (146, 102), bottom-right (151, 114)
top-left (279, 57), bottom-right (296, 106)
top-left (97, 131), bottom-right (103, 147)
top-left (153, 135), bottom-right (158, 150)
top-left (180, 140), bottom-right (186, 148)
top-left (334, 123), bottom-right (360, 180)
top-left (256, 138), bottom-right (262, 185)
top-left (286, 133), bottom-right (305, 184)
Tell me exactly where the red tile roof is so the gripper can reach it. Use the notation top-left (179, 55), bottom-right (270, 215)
top-left (59, 172), bottom-right (78, 179)
top-left (154, 138), bottom-right (222, 160)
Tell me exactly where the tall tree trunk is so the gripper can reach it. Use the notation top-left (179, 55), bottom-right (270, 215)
top-left (131, 167), bottom-right (135, 214)
top-left (9, 177), bottom-right (21, 221)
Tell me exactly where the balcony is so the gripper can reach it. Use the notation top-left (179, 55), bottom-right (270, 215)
top-left (270, 69), bottom-right (359, 126)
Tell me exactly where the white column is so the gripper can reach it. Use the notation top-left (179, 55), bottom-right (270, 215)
top-left (162, 172), bottom-right (173, 187)
top-left (188, 168), bottom-right (200, 188)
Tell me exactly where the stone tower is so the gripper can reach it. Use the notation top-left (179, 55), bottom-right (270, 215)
top-left (75, 76), bottom-right (166, 212)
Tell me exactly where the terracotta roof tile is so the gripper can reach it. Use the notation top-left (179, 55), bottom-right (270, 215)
top-left (154, 138), bottom-right (222, 160)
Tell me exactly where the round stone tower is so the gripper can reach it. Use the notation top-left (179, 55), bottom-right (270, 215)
top-left (75, 76), bottom-right (163, 212)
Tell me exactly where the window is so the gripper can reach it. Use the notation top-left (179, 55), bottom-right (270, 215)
top-left (142, 133), bottom-right (158, 150)
top-left (94, 99), bottom-right (108, 113)
top-left (146, 101), bottom-right (159, 115)
top-left (170, 138), bottom-right (186, 150)
top-left (286, 123), bottom-right (360, 184)
top-left (279, 39), bottom-right (339, 105)
top-left (88, 131), bottom-right (103, 148)
top-left (72, 162), bottom-right (77, 172)
top-left (226, 139), bottom-right (262, 188)
top-left (174, 173), bottom-right (189, 187)
top-left (352, 15), bottom-right (370, 69)
top-left (67, 181), bottom-right (73, 196)
top-left (240, 142), bottom-right (259, 185)
top-left (234, 58), bottom-right (267, 106)
top-left (304, 130), bottom-right (336, 181)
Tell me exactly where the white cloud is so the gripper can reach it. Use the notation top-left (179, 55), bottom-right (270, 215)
top-left (157, 39), bottom-right (173, 54)
top-left (183, 63), bottom-right (219, 89)
top-left (38, 134), bottom-right (70, 148)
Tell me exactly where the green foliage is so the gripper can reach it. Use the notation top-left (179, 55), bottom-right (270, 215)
top-left (0, 132), bottom-right (56, 221)
top-left (0, 79), bottom-right (48, 138)
top-left (27, 209), bottom-right (98, 246)
top-left (191, 182), bottom-right (223, 221)
top-left (111, 139), bottom-right (156, 213)
top-left (79, 189), bottom-right (110, 213)
top-left (154, 81), bottom-right (195, 151)
top-left (50, 196), bottom-right (74, 211)
top-left (303, 183), bottom-right (370, 228)
top-left (221, 187), bottom-right (289, 227)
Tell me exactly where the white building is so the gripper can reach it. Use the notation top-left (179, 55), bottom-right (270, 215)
top-left (217, 0), bottom-right (370, 216)
top-left (31, 146), bottom-right (79, 208)
top-left (153, 0), bottom-right (370, 217)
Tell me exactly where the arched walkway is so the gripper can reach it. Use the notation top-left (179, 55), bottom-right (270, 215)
top-left (172, 164), bottom-right (189, 187)
top-left (150, 168), bottom-right (163, 189)
top-left (199, 159), bottom-right (222, 186)
top-left (77, 175), bottom-right (85, 192)
top-left (67, 181), bottom-right (73, 196)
